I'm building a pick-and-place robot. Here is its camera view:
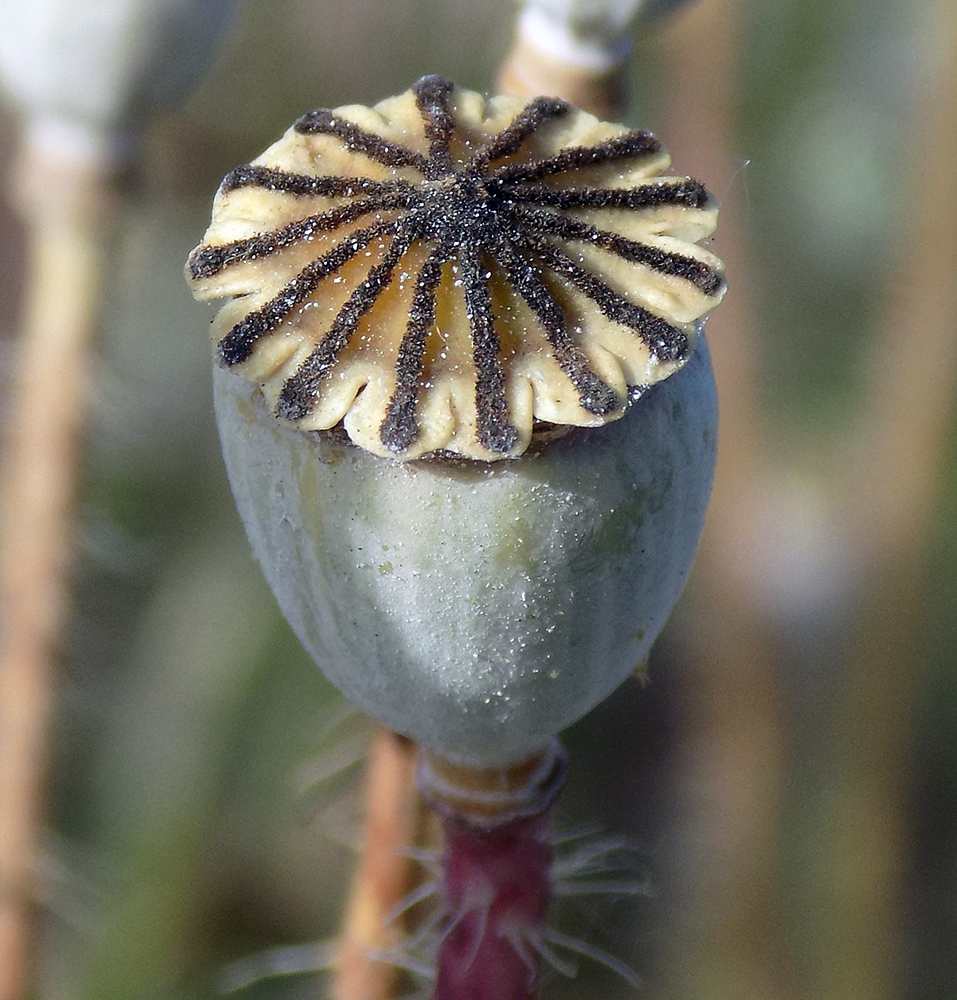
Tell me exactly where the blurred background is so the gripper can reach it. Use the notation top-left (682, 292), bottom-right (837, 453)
top-left (0, 0), bottom-right (954, 998)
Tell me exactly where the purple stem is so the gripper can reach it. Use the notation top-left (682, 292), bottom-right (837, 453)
top-left (434, 813), bottom-right (552, 1000)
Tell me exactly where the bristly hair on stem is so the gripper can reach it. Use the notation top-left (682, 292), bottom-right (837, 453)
top-left (433, 813), bottom-right (553, 1000)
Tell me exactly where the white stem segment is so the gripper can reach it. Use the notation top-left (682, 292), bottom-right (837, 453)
top-left (499, 0), bottom-right (696, 116)
top-left (514, 0), bottom-right (646, 72)
top-left (214, 337), bottom-right (717, 767)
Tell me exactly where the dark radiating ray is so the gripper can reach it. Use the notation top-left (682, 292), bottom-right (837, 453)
top-left (508, 177), bottom-right (713, 212)
top-left (379, 243), bottom-right (449, 452)
top-left (513, 203), bottom-right (725, 296)
top-left (294, 108), bottom-right (430, 173)
top-left (517, 229), bottom-right (690, 362)
top-left (414, 75), bottom-right (455, 179)
top-left (491, 131), bottom-right (662, 184)
top-left (220, 164), bottom-right (415, 199)
top-left (189, 195), bottom-right (411, 280)
top-left (469, 97), bottom-right (569, 170)
top-left (490, 232), bottom-right (620, 417)
top-left (276, 228), bottom-right (414, 421)
top-left (216, 221), bottom-right (397, 367)
top-left (458, 245), bottom-right (518, 454)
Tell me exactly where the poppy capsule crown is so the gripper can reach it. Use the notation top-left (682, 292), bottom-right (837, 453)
top-left (187, 74), bottom-right (724, 462)
top-left (188, 77), bottom-right (724, 765)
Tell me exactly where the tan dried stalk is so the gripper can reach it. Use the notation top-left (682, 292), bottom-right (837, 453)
top-left (0, 152), bottom-right (110, 1000)
top-left (659, 3), bottom-right (793, 998)
top-left (332, 727), bottom-right (421, 1000)
top-left (496, 30), bottom-right (625, 120)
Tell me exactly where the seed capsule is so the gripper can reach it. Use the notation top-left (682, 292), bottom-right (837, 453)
top-left (188, 76), bottom-right (724, 765)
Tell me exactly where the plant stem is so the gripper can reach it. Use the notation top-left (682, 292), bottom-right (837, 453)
top-left (496, 2), bottom-right (627, 119)
top-left (497, 33), bottom-right (623, 121)
top-left (658, 4), bottom-right (793, 998)
top-left (419, 742), bottom-right (567, 1000)
top-left (435, 814), bottom-right (552, 1000)
top-left (333, 726), bottom-right (420, 1000)
top-left (0, 151), bottom-right (109, 1000)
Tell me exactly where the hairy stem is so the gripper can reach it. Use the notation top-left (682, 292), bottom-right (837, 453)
top-left (435, 814), bottom-right (552, 1000)
top-left (417, 742), bottom-right (566, 999)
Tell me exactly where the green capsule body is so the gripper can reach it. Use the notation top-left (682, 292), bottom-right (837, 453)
top-left (215, 337), bottom-right (716, 766)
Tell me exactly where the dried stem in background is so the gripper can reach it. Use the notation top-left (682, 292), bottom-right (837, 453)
top-left (497, 32), bottom-right (624, 121)
top-left (816, 6), bottom-right (957, 999)
top-left (332, 727), bottom-right (420, 1000)
top-left (659, 2), bottom-right (793, 998)
top-left (0, 152), bottom-right (110, 1000)
top-left (495, 0), bottom-right (628, 120)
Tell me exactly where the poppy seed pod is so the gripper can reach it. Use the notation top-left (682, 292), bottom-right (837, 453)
top-left (188, 76), bottom-right (724, 766)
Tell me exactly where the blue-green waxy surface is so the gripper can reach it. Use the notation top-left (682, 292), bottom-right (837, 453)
top-left (214, 339), bottom-right (717, 766)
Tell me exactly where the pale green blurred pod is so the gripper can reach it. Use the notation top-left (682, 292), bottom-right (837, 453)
top-left (0, 0), bottom-right (241, 165)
